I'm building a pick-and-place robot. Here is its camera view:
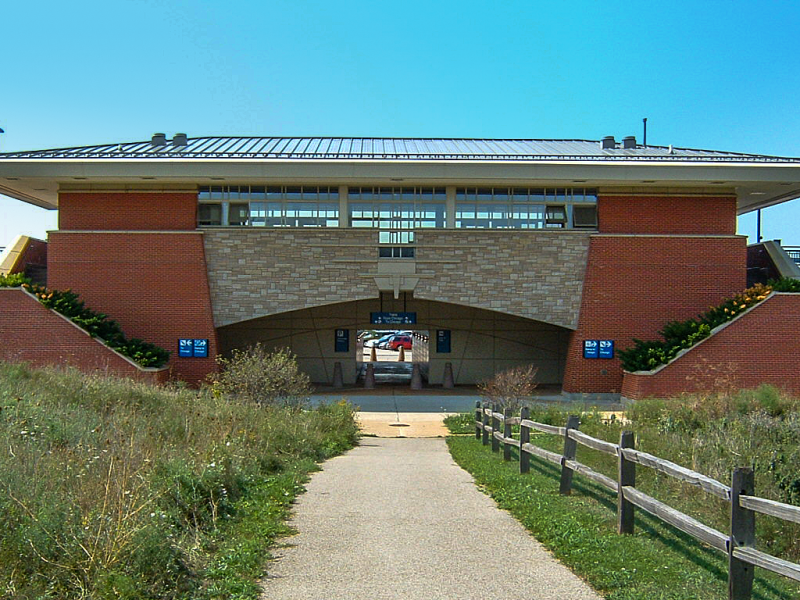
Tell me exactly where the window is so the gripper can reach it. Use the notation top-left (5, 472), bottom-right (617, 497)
top-left (198, 186), bottom-right (339, 227)
top-left (456, 187), bottom-right (596, 230)
top-left (572, 205), bottom-right (598, 228)
top-left (545, 205), bottom-right (566, 228)
top-left (348, 187), bottom-right (445, 243)
top-left (198, 203), bottom-right (222, 226)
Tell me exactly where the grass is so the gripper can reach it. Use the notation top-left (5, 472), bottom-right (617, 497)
top-left (446, 389), bottom-right (800, 599)
top-left (0, 362), bottom-right (359, 599)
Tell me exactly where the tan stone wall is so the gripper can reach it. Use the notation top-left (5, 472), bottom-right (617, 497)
top-left (414, 230), bottom-right (590, 329)
top-left (204, 229), bottom-right (379, 327)
top-left (204, 229), bottom-right (591, 329)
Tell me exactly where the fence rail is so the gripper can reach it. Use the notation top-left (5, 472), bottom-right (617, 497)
top-left (472, 401), bottom-right (800, 599)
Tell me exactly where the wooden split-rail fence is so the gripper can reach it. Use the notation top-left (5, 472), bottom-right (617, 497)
top-left (474, 401), bottom-right (800, 600)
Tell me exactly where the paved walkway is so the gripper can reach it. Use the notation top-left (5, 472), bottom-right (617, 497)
top-left (260, 438), bottom-right (602, 599)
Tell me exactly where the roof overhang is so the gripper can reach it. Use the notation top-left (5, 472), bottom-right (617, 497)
top-left (1, 158), bottom-right (799, 213)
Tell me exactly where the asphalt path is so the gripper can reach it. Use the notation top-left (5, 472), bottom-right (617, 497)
top-left (260, 438), bottom-right (602, 600)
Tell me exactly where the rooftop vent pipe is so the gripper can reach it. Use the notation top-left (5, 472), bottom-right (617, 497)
top-left (622, 136), bottom-right (637, 149)
top-left (173, 133), bottom-right (188, 147)
top-left (151, 133), bottom-right (167, 147)
top-left (601, 136), bottom-right (616, 149)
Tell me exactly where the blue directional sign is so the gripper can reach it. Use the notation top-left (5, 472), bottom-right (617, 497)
top-left (179, 339), bottom-right (194, 357)
top-left (598, 340), bottom-right (615, 359)
top-left (335, 329), bottom-right (349, 352)
top-left (370, 312), bottom-right (417, 325)
top-left (583, 340), bottom-right (599, 359)
top-left (193, 339), bottom-right (209, 358)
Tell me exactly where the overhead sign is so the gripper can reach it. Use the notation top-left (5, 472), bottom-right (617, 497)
top-left (584, 340), bottom-right (614, 359)
top-left (370, 312), bottom-right (417, 325)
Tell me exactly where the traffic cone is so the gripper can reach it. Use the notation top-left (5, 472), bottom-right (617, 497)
top-left (398, 346), bottom-right (406, 362)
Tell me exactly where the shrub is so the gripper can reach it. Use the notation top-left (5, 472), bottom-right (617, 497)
top-left (213, 345), bottom-right (312, 409)
top-left (620, 283), bottom-right (776, 372)
top-left (478, 364), bottom-right (538, 413)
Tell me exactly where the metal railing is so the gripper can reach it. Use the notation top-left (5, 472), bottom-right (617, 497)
top-left (782, 246), bottom-right (800, 266)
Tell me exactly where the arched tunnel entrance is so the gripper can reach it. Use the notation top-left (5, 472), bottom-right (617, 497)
top-left (216, 295), bottom-right (572, 388)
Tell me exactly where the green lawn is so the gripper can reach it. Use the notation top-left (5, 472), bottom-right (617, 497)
top-left (447, 433), bottom-right (800, 600)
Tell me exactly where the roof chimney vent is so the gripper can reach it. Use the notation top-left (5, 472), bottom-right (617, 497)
top-left (173, 133), bottom-right (188, 147)
top-left (622, 136), bottom-right (637, 149)
top-left (601, 136), bottom-right (616, 149)
top-left (151, 133), bottom-right (167, 147)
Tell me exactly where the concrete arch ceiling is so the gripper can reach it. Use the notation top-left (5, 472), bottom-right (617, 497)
top-left (216, 298), bottom-right (572, 385)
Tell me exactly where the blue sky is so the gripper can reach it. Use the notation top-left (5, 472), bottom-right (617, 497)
top-left (2, 0), bottom-right (800, 247)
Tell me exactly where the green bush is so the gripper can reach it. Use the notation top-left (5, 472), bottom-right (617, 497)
top-left (213, 345), bottom-right (312, 409)
top-left (0, 273), bottom-right (169, 368)
top-left (620, 283), bottom-right (777, 372)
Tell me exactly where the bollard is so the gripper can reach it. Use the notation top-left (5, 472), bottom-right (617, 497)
top-left (364, 363), bottom-right (375, 389)
top-left (370, 346), bottom-right (377, 362)
top-left (398, 346), bottom-right (406, 362)
top-left (332, 361), bottom-right (343, 389)
top-left (443, 362), bottom-right (454, 389)
top-left (410, 363), bottom-right (422, 390)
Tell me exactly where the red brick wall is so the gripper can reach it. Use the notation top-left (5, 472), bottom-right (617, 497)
top-left (0, 288), bottom-right (168, 384)
top-left (563, 194), bottom-right (745, 394)
top-left (600, 196), bottom-right (737, 235)
top-left (59, 192), bottom-right (197, 231)
top-left (47, 231), bottom-right (217, 383)
top-left (621, 294), bottom-right (800, 399)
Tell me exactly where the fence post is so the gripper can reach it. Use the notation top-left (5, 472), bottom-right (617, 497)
top-left (481, 402), bottom-right (489, 446)
top-left (475, 401), bottom-right (482, 439)
top-left (617, 431), bottom-right (636, 535)
top-left (503, 407), bottom-right (512, 461)
top-left (729, 467), bottom-right (755, 600)
top-left (491, 403), bottom-right (500, 453)
top-left (519, 407), bottom-right (530, 474)
top-left (559, 415), bottom-right (580, 495)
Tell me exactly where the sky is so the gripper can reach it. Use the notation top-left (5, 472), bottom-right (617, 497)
top-left (2, 0), bottom-right (800, 248)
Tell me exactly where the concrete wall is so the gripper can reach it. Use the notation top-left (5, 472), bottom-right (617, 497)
top-left (217, 298), bottom-right (570, 385)
top-left (204, 228), bottom-right (591, 329)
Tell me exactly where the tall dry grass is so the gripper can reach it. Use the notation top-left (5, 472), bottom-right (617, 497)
top-left (0, 362), bottom-right (358, 599)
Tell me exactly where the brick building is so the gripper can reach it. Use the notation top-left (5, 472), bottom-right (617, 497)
top-left (1, 135), bottom-right (799, 397)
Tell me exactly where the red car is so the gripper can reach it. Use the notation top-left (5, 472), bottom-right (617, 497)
top-left (387, 334), bottom-right (413, 351)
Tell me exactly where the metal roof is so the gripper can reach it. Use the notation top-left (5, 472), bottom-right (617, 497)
top-left (3, 136), bottom-right (799, 163)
